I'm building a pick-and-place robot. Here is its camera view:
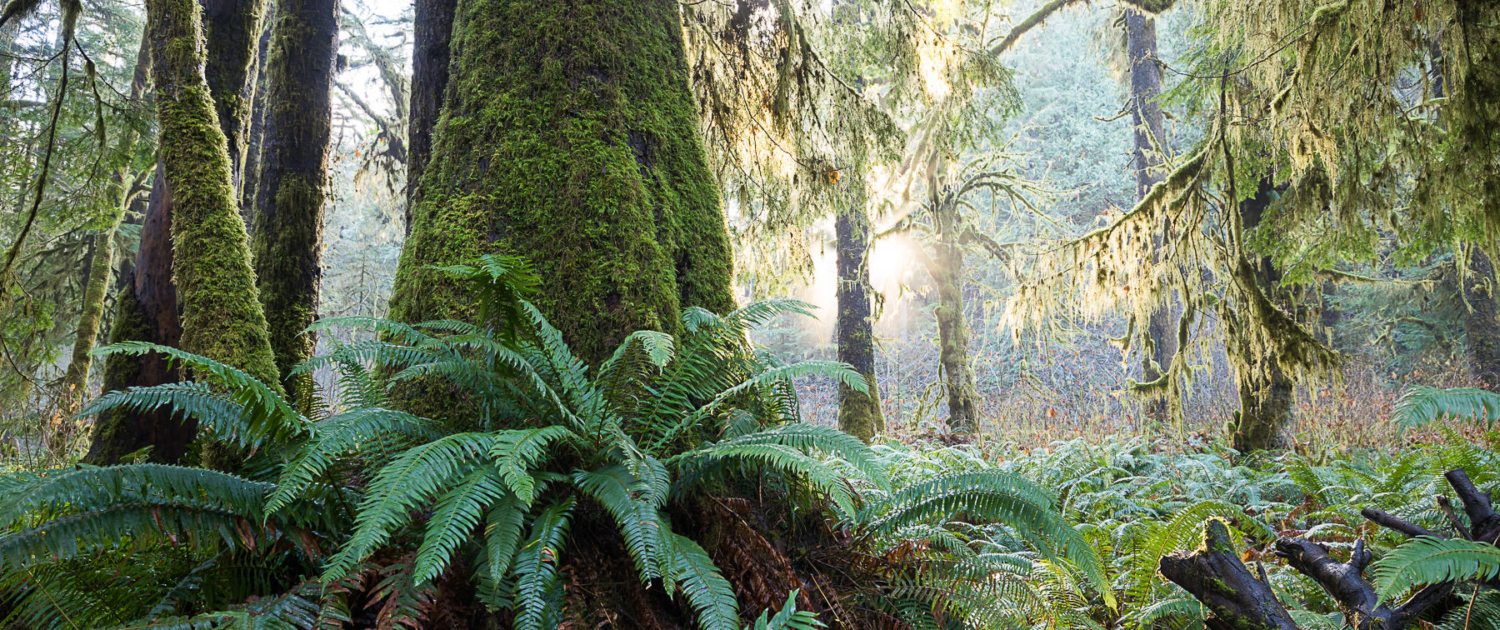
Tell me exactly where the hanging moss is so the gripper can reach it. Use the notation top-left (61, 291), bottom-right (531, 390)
top-left (149, 0), bottom-right (283, 393)
top-left (250, 0), bottom-right (337, 401)
top-left (389, 0), bottom-right (735, 366)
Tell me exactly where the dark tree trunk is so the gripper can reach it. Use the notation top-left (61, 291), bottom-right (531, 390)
top-left (202, 0), bottom-right (270, 192)
top-left (1226, 181), bottom-right (1297, 453)
top-left (250, 0), bottom-right (339, 403)
top-left (1462, 250), bottom-right (1500, 392)
top-left (389, 0), bottom-right (736, 371)
top-left (1163, 469), bottom-right (1495, 630)
top-left (240, 17), bottom-right (274, 222)
top-left (86, 165), bottom-right (193, 464)
top-left (835, 195), bottom-right (883, 443)
top-left (405, 0), bottom-right (457, 235)
top-left (1126, 8), bottom-right (1176, 416)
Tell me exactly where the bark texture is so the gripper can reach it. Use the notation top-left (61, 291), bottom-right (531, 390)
top-left (931, 236), bottom-right (980, 434)
top-left (240, 17), bottom-right (274, 221)
top-left (250, 0), bottom-right (339, 402)
top-left (1226, 182), bottom-right (1296, 453)
top-left (405, 0), bottom-right (456, 234)
top-left (149, 0), bottom-right (283, 389)
top-left (835, 197), bottom-right (884, 443)
top-left (86, 166), bottom-right (192, 464)
top-left (1463, 250), bottom-right (1500, 392)
top-left (202, 0), bottom-right (270, 192)
top-left (389, 0), bottom-right (736, 369)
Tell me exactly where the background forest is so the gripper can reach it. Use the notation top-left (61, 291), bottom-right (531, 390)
top-left (1, 0), bottom-right (1500, 628)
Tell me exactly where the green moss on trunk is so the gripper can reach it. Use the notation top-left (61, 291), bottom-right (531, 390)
top-left (250, 0), bottom-right (338, 401)
top-left (148, 0), bottom-right (283, 392)
top-left (835, 196), bottom-right (884, 443)
top-left (390, 0), bottom-right (735, 365)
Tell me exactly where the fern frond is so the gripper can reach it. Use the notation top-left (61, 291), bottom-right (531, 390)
top-left (412, 466), bottom-right (509, 585)
top-left (1371, 536), bottom-right (1500, 599)
top-left (269, 408), bottom-right (443, 513)
top-left (323, 433), bottom-right (496, 581)
top-left (669, 533), bottom-right (739, 630)
top-left (573, 465), bottom-right (670, 583)
top-left (490, 426), bottom-right (576, 505)
top-left (512, 497), bottom-right (574, 630)
top-left (1394, 386), bottom-right (1500, 433)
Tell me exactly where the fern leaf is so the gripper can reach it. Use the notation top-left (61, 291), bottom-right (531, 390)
top-left (1371, 536), bottom-right (1500, 599)
top-left (412, 466), bottom-right (509, 585)
top-left (490, 426), bottom-right (575, 505)
top-left (1394, 386), bottom-right (1500, 433)
top-left (574, 465), bottom-right (670, 583)
top-left (669, 533), bottom-right (739, 630)
top-left (513, 498), bottom-right (574, 630)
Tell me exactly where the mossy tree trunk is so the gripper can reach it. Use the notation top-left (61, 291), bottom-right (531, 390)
top-left (150, 0), bottom-right (283, 390)
top-left (250, 0), bottom-right (339, 403)
top-left (89, 0), bottom-right (282, 462)
top-left (405, 0), bottom-right (456, 234)
top-left (390, 0), bottom-right (736, 367)
top-left (86, 166), bottom-right (193, 464)
top-left (1462, 250), bottom-right (1500, 392)
top-left (1226, 181), bottom-right (1296, 453)
top-left (835, 193), bottom-right (884, 443)
top-left (932, 238), bottom-right (981, 434)
top-left (1126, 8), bottom-right (1176, 417)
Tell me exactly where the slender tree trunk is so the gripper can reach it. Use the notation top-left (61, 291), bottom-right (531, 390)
top-left (390, 0), bottom-right (735, 370)
top-left (1126, 8), bottom-right (1176, 416)
top-left (930, 234), bottom-right (980, 434)
top-left (60, 34), bottom-right (152, 414)
top-left (1227, 181), bottom-right (1296, 453)
top-left (835, 192), bottom-right (883, 442)
top-left (240, 17), bottom-right (274, 222)
top-left (1462, 251), bottom-right (1500, 392)
top-left (250, 0), bottom-right (339, 404)
top-left (405, 0), bottom-right (456, 234)
top-left (202, 0), bottom-right (270, 194)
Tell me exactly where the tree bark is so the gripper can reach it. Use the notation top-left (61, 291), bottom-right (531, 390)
top-left (1226, 181), bottom-right (1296, 453)
top-left (89, 0), bottom-right (275, 464)
top-left (389, 0), bottom-right (736, 370)
top-left (250, 0), bottom-right (339, 404)
top-left (240, 16), bottom-right (274, 223)
top-left (835, 195), bottom-right (884, 443)
top-left (1126, 8), bottom-right (1176, 417)
top-left (202, 0), bottom-right (271, 193)
top-left (405, 0), bottom-right (456, 235)
top-left (1462, 250), bottom-right (1500, 392)
top-left (932, 236), bottom-right (980, 434)
top-left (149, 0), bottom-right (284, 388)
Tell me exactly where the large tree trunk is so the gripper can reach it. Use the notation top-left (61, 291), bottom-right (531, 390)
top-left (404, 0), bottom-right (456, 235)
top-left (932, 237), bottom-right (980, 434)
top-left (150, 0), bottom-right (283, 389)
top-left (1462, 250), bottom-right (1500, 392)
top-left (202, 0), bottom-right (270, 194)
top-left (835, 194), bottom-right (884, 443)
top-left (60, 34), bottom-right (152, 415)
top-left (250, 0), bottom-right (339, 403)
top-left (389, 0), bottom-right (736, 368)
top-left (87, 0), bottom-right (277, 462)
top-left (1126, 8), bottom-right (1176, 417)
top-left (1226, 181), bottom-right (1296, 453)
